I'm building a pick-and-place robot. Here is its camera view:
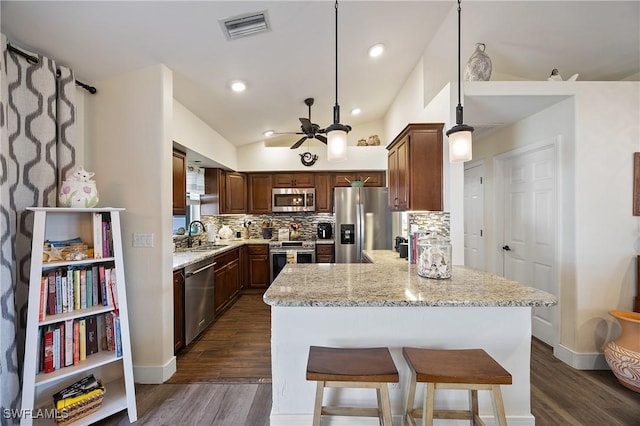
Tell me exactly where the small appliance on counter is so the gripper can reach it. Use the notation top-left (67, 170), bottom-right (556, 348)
top-left (317, 222), bottom-right (332, 239)
top-left (398, 243), bottom-right (409, 259)
top-left (394, 236), bottom-right (408, 252)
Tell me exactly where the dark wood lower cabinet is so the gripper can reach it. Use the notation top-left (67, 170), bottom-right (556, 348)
top-left (316, 244), bottom-right (334, 263)
top-left (214, 249), bottom-right (241, 315)
top-left (173, 269), bottom-right (185, 354)
top-left (247, 245), bottom-right (270, 288)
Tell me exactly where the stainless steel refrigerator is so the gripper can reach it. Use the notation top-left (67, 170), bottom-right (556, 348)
top-left (334, 187), bottom-right (392, 263)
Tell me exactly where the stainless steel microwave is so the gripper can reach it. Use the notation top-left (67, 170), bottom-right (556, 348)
top-left (272, 188), bottom-right (315, 213)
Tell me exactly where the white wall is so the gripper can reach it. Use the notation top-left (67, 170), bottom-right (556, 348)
top-left (173, 100), bottom-right (238, 170)
top-left (470, 82), bottom-right (640, 365)
top-left (86, 64), bottom-right (176, 383)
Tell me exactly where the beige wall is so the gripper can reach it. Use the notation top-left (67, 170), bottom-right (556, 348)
top-left (86, 64), bottom-right (176, 383)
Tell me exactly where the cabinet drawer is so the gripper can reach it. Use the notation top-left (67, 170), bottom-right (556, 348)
top-left (214, 248), bottom-right (239, 266)
top-left (248, 244), bottom-right (268, 255)
top-left (316, 245), bottom-right (334, 255)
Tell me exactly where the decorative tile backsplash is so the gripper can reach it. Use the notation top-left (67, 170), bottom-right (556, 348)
top-left (175, 211), bottom-right (449, 250)
top-left (408, 211), bottom-right (450, 238)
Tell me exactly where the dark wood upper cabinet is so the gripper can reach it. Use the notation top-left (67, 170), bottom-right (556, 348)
top-left (314, 173), bottom-right (333, 213)
top-left (201, 168), bottom-right (247, 215)
top-left (387, 123), bottom-right (443, 212)
top-left (333, 171), bottom-right (386, 187)
top-left (247, 173), bottom-right (272, 214)
top-left (172, 149), bottom-right (186, 215)
top-left (272, 173), bottom-right (314, 188)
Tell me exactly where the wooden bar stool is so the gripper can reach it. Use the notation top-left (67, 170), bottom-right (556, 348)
top-left (402, 347), bottom-right (512, 426)
top-left (306, 346), bottom-right (399, 426)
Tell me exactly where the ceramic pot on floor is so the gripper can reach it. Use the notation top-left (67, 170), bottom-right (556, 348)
top-left (604, 310), bottom-right (640, 392)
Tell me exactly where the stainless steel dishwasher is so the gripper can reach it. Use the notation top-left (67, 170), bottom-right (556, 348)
top-left (184, 257), bottom-right (216, 345)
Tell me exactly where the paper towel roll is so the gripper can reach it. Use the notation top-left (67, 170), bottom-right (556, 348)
top-left (207, 224), bottom-right (216, 242)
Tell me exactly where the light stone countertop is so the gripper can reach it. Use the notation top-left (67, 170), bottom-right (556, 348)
top-left (173, 239), bottom-right (271, 270)
top-left (263, 249), bottom-right (558, 308)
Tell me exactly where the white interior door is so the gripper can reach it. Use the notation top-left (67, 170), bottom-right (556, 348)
top-left (464, 162), bottom-right (485, 270)
top-left (499, 142), bottom-right (558, 345)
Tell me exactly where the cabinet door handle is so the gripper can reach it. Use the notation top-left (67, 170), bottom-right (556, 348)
top-left (502, 245), bottom-right (511, 251)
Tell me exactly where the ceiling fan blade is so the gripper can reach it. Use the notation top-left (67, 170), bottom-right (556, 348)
top-left (272, 131), bottom-right (305, 135)
top-left (290, 136), bottom-right (307, 149)
top-left (299, 117), bottom-right (313, 132)
top-left (315, 134), bottom-right (327, 144)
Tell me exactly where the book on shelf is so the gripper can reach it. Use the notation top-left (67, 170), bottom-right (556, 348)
top-left (61, 272), bottom-right (68, 313)
top-left (39, 277), bottom-right (47, 321)
top-left (86, 267), bottom-right (93, 307)
top-left (104, 312), bottom-right (115, 351)
top-left (43, 329), bottom-right (54, 373)
top-left (73, 269), bottom-right (80, 310)
top-left (47, 270), bottom-right (56, 315)
top-left (53, 327), bottom-right (60, 370)
top-left (114, 316), bottom-right (122, 357)
top-left (67, 267), bottom-right (74, 313)
top-left (73, 320), bottom-right (80, 365)
top-left (107, 268), bottom-right (119, 313)
top-left (99, 265), bottom-right (108, 306)
top-left (80, 269), bottom-right (87, 309)
top-left (78, 319), bottom-right (86, 361)
top-left (92, 265), bottom-right (99, 307)
top-left (64, 319), bottom-right (73, 367)
top-left (92, 213), bottom-right (103, 259)
top-left (86, 316), bottom-right (99, 356)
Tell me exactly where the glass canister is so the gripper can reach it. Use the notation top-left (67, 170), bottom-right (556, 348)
top-left (417, 235), bottom-right (452, 279)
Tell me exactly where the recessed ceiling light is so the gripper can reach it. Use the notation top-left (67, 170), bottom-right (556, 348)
top-left (230, 80), bottom-right (247, 92)
top-left (264, 130), bottom-right (274, 137)
top-left (368, 43), bottom-right (385, 58)
top-left (351, 108), bottom-right (361, 116)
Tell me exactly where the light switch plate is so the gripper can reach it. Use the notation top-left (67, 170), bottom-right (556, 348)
top-left (133, 233), bottom-right (154, 248)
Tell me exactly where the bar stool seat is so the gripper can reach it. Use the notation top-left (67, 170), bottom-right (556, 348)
top-left (307, 346), bottom-right (399, 426)
top-left (402, 347), bottom-right (512, 426)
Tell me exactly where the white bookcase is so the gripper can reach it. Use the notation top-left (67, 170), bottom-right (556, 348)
top-left (20, 208), bottom-right (137, 425)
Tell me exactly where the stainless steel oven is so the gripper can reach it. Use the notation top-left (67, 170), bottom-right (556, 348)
top-left (269, 240), bottom-right (316, 282)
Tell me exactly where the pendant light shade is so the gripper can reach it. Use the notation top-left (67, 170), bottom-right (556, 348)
top-left (447, 0), bottom-right (474, 163)
top-left (326, 1), bottom-right (349, 162)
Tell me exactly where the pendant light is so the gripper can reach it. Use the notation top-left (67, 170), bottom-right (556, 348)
top-left (326, 0), bottom-right (350, 162)
top-left (446, 0), bottom-right (474, 163)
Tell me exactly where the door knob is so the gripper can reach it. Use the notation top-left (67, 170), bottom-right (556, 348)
top-left (502, 245), bottom-right (511, 251)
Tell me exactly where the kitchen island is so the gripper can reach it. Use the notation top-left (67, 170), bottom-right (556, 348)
top-left (263, 250), bottom-right (557, 425)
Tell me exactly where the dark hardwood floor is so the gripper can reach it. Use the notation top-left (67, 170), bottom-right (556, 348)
top-left (98, 293), bottom-right (640, 425)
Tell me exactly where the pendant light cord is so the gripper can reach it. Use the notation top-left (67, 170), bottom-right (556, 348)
top-left (333, 0), bottom-right (340, 124)
top-left (456, 0), bottom-right (462, 111)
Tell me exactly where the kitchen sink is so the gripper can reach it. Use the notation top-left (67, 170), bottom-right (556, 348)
top-left (190, 244), bottom-right (228, 252)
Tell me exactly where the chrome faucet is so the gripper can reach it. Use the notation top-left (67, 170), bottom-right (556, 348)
top-left (187, 221), bottom-right (205, 248)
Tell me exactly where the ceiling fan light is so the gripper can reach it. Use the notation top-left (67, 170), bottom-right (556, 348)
top-left (447, 125), bottom-right (473, 162)
top-left (327, 125), bottom-right (348, 162)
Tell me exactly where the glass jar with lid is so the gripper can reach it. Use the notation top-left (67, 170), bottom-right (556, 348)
top-left (417, 234), bottom-right (452, 279)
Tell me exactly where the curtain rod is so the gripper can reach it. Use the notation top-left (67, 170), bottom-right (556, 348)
top-left (7, 43), bottom-right (97, 94)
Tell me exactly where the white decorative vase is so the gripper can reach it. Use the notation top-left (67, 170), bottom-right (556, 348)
top-left (464, 43), bottom-right (492, 81)
top-left (604, 310), bottom-right (640, 393)
top-left (58, 180), bottom-right (99, 208)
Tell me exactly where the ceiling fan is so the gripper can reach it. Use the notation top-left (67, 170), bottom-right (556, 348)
top-left (275, 98), bottom-right (327, 149)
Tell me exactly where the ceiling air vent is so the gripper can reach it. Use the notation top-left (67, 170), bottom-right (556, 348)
top-left (220, 11), bottom-right (270, 40)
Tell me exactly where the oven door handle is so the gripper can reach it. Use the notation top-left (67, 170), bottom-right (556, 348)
top-left (185, 262), bottom-right (217, 278)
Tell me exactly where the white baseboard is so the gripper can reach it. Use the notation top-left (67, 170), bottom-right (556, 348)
top-left (268, 414), bottom-right (535, 425)
top-left (554, 344), bottom-right (610, 370)
top-left (133, 356), bottom-right (177, 384)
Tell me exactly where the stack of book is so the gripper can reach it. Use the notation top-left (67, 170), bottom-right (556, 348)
top-left (38, 313), bottom-right (122, 374)
top-left (53, 374), bottom-right (104, 424)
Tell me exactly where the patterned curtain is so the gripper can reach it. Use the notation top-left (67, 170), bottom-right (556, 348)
top-left (0, 35), bottom-right (76, 424)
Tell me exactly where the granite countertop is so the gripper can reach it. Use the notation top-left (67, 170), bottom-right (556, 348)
top-left (263, 249), bottom-right (558, 308)
top-left (173, 239), bottom-right (271, 270)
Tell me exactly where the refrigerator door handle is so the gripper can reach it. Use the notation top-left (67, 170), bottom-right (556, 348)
top-left (357, 203), bottom-right (364, 261)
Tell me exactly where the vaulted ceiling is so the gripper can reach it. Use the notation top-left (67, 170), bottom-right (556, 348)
top-left (2, 1), bottom-right (638, 150)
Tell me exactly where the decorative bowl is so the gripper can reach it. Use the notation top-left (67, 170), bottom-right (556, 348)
top-left (350, 181), bottom-right (364, 187)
